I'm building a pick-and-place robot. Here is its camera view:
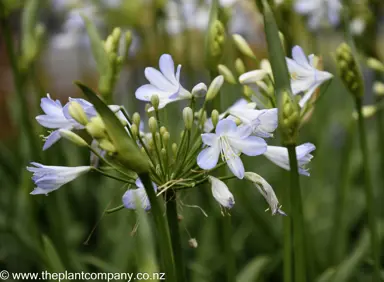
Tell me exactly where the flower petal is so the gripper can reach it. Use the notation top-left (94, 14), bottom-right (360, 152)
top-left (135, 84), bottom-right (171, 101)
top-left (159, 54), bottom-right (177, 84)
top-left (145, 67), bottom-right (176, 91)
top-left (229, 136), bottom-right (267, 156)
top-left (43, 130), bottom-right (62, 150)
top-left (201, 133), bottom-right (219, 146)
top-left (122, 188), bottom-right (151, 211)
top-left (292, 46), bottom-right (310, 68)
top-left (216, 119), bottom-right (237, 136)
top-left (226, 154), bottom-right (244, 179)
top-left (40, 95), bottom-right (63, 116)
top-left (197, 146), bottom-right (220, 170)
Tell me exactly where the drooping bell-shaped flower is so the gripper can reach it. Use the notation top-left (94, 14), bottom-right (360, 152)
top-left (135, 54), bottom-right (191, 111)
top-left (208, 176), bottom-right (235, 208)
top-left (264, 143), bottom-right (316, 176)
top-left (122, 178), bottom-right (157, 211)
top-left (27, 162), bottom-right (91, 195)
top-left (197, 119), bottom-right (267, 179)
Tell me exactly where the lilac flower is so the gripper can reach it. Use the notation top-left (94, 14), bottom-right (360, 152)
top-left (208, 176), bottom-right (235, 208)
top-left (122, 179), bottom-right (157, 211)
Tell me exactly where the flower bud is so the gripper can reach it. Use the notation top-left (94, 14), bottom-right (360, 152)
top-left (145, 103), bottom-right (151, 113)
top-left (352, 105), bottom-right (377, 120)
top-left (188, 238), bottom-right (198, 248)
top-left (235, 58), bottom-right (246, 75)
top-left (148, 117), bottom-right (158, 134)
top-left (244, 172), bottom-right (286, 216)
top-left (68, 101), bottom-right (88, 126)
top-left (335, 43), bottom-right (364, 98)
top-left (99, 139), bottom-right (116, 153)
top-left (183, 107), bottom-right (193, 130)
top-left (86, 116), bottom-right (106, 139)
top-left (59, 129), bottom-right (88, 147)
top-left (232, 34), bottom-right (256, 59)
top-left (206, 75), bottom-right (224, 101)
top-left (172, 143), bottom-right (177, 157)
top-left (373, 82), bottom-right (384, 96)
top-left (208, 176), bottom-right (235, 208)
top-left (192, 83), bottom-right (207, 97)
top-left (211, 109), bottom-right (219, 128)
top-left (163, 131), bottom-right (170, 147)
top-left (132, 112), bottom-right (141, 128)
top-left (279, 90), bottom-right (300, 145)
top-left (367, 57), bottom-right (384, 72)
top-left (161, 148), bottom-right (167, 163)
top-left (205, 19), bottom-right (225, 70)
top-left (218, 64), bottom-right (236, 84)
top-left (131, 123), bottom-right (138, 138)
top-left (151, 95), bottom-right (160, 110)
top-left (160, 126), bottom-right (167, 136)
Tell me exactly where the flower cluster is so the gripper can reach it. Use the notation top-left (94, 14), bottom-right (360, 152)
top-left (27, 52), bottom-right (321, 215)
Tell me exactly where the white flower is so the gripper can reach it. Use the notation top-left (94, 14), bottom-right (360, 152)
top-left (264, 143), bottom-right (316, 176)
top-left (204, 99), bottom-right (278, 138)
top-left (27, 162), bottom-right (91, 195)
top-left (197, 119), bottom-right (267, 179)
top-left (135, 54), bottom-right (191, 111)
top-left (286, 46), bottom-right (333, 107)
top-left (208, 176), bottom-right (235, 208)
top-left (244, 172), bottom-right (286, 215)
top-left (122, 179), bottom-right (157, 211)
top-left (294, 0), bottom-right (341, 30)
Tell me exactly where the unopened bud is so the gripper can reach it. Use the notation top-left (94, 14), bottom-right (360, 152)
top-left (352, 105), bottom-right (377, 119)
top-left (172, 143), bottom-right (177, 157)
top-left (163, 131), bottom-right (170, 147)
top-left (149, 117), bottom-right (158, 134)
top-left (151, 95), bottom-right (160, 110)
top-left (211, 110), bottom-right (219, 128)
top-left (183, 107), bottom-right (193, 129)
top-left (235, 58), bottom-right (246, 75)
top-left (131, 124), bottom-right (138, 138)
top-left (68, 101), bottom-right (88, 126)
top-left (59, 129), bottom-right (87, 147)
top-left (145, 103), bottom-right (151, 113)
top-left (373, 82), bottom-right (384, 96)
top-left (232, 34), bottom-right (256, 59)
top-left (192, 83), bottom-right (207, 97)
top-left (132, 112), bottom-right (141, 128)
top-left (205, 20), bottom-right (225, 70)
top-left (86, 116), bottom-right (106, 139)
top-left (367, 57), bottom-right (384, 72)
top-left (99, 139), bottom-right (116, 153)
top-left (188, 238), bottom-right (198, 248)
top-left (206, 75), bottom-right (224, 101)
top-left (279, 90), bottom-right (300, 145)
top-left (218, 64), bottom-right (236, 84)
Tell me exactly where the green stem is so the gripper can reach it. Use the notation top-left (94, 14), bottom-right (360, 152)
top-left (165, 190), bottom-right (186, 282)
top-left (222, 215), bottom-right (236, 282)
top-left (91, 167), bottom-right (135, 185)
top-left (106, 205), bottom-right (125, 214)
top-left (283, 173), bottom-right (292, 282)
top-left (138, 173), bottom-right (176, 282)
top-left (287, 144), bottom-right (306, 282)
top-left (0, 15), bottom-right (38, 160)
top-left (355, 97), bottom-right (380, 281)
top-left (331, 120), bottom-right (355, 264)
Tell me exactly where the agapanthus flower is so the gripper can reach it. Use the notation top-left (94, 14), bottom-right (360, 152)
top-left (135, 54), bottom-right (191, 111)
top-left (122, 179), bottom-right (157, 211)
top-left (286, 46), bottom-right (333, 107)
top-left (244, 172), bottom-right (286, 216)
top-left (27, 162), bottom-right (91, 195)
top-left (294, 0), bottom-right (341, 30)
top-left (208, 176), bottom-right (235, 208)
top-left (197, 119), bottom-right (267, 179)
top-left (264, 143), bottom-right (316, 176)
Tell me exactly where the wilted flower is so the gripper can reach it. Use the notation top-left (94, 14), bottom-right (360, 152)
top-left (135, 54), bottom-right (191, 111)
top-left (122, 179), bottom-right (157, 211)
top-left (198, 119), bottom-right (267, 179)
top-left (27, 162), bottom-right (91, 195)
top-left (287, 46), bottom-right (333, 107)
top-left (208, 176), bottom-right (235, 208)
top-left (264, 143), bottom-right (316, 176)
top-left (244, 172), bottom-right (285, 216)
top-left (294, 0), bottom-right (341, 30)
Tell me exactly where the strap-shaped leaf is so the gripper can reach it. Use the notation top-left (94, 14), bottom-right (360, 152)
top-left (76, 82), bottom-right (149, 173)
top-left (262, 0), bottom-right (291, 94)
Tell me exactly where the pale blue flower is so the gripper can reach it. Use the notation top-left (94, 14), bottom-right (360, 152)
top-left (287, 46), bottom-right (333, 107)
top-left (27, 162), bottom-right (91, 195)
top-left (263, 143), bottom-right (316, 176)
top-left (122, 179), bottom-right (157, 211)
top-left (197, 119), bottom-right (267, 179)
top-left (208, 176), bottom-right (235, 208)
top-left (135, 54), bottom-right (191, 111)
top-left (294, 0), bottom-right (341, 30)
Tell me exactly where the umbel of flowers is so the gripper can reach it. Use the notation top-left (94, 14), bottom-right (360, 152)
top-left (27, 51), bottom-right (327, 214)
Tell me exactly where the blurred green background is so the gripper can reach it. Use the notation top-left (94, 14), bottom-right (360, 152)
top-left (0, 0), bottom-right (383, 281)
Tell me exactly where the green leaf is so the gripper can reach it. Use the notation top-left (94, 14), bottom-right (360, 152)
top-left (75, 82), bottom-right (149, 173)
top-left (236, 256), bottom-right (272, 282)
top-left (81, 15), bottom-right (109, 74)
top-left (42, 235), bottom-right (66, 273)
top-left (261, 0), bottom-right (291, 94)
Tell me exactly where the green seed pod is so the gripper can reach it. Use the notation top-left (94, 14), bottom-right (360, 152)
top-left (232, 34), bottom-right (256, 59)
top-left (335, 43), bottom-right (364, 98)
top-left (148, 117), bottom-right (158, 134)
top-left (59, 129), bottom-right (88, 147)
top-left (132, 112), bottom-right (141, 128)
top-left (68, 101), bottom-right (89, 126)
top-left (183, 107), bottom-right (193, 130)
top-left (218, 64), bottom-right (236, 84)
top-left (211, 109), bottom-right (219, 128)
top-left (235, 58), bottom-right (246, 75)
